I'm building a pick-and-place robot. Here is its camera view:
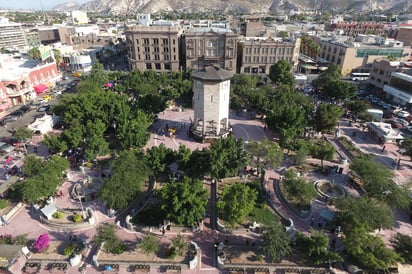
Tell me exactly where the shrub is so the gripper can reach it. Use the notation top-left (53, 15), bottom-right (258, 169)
top-left (64, 244), bottom-right (75, 256)
top-left (0, 199), bottom-right (8, 209)
top-left (73, 213), bottom-right (83, 223)
top-left (167, 246), bottom-right (177, 259)
top-left (52, 211), bottom-right (63, 219)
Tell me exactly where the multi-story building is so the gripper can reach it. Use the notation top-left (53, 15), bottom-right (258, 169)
top-left (125, 25), bottom-right (181, 72)
top-left (183, 28), bottom-right (238, 74)
top-left (325, 22), bottom-right (385, 36)
top-left (368, 58), bottom-right (412, 90)
top-left (37, 27), bottom-right (61, 45)
top-left (0, 54), bottom-right (59, 107)
top-left (313, 35), bottom-right (412, 76)
top-left (0, 21), bottom-right (27, 49)
top-left (395, 24), bottom-right (412, 47)
top-left (25, 30), bottom-right (41, 47)
top-left (238, 37), bottom-right (301, 74)
top-left (383, 72), bottom-right (412, 106)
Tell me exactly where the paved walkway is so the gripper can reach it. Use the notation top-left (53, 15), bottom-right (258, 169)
top-left (3, 109), bottom-right (412, 274)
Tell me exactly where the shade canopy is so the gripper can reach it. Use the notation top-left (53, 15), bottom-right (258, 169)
top-left (33, 84), bottom-right (49, 93)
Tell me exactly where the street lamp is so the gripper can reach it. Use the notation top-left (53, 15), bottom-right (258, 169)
top-left (78, 195), bottom-right (87, 219)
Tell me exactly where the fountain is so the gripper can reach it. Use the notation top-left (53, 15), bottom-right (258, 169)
top-left (314, 179), bottom-right (346, 200)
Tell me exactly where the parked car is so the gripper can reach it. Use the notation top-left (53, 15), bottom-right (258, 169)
top-left (0, 142), bottom-right (14, 153)
top-left (2, 115), bottom-right (19, 124)
top-left (395, 118), bottom-right (409, 127)
top-left (390, 120), bottom-right (403, 129)
top-left (19, 105), bottom-right (31, 113)
top-left (37, 105), bottom-right (51, 112)
top-left (397, 111), bottom-right (410, 118)
top-left (10, 111), bottom-right (24, 117)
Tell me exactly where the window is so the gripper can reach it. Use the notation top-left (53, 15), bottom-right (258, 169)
top-left (154, 47), bottom-right (159, 53)
top-left (207, 40), bottom-right (216, 47)
top-left (211, 96), bottom-right (213, 102)
top-left (187, 48), bottom-right (194, 57)
top-left (228, 48), bottom-right (233, 58)
top-left (145, 54), bottom-right (150, 60)
top-left (146, 63), bottom-right (152, 69)
top-left (164, 54), bottom-right (169, 60)
top-left (173, 55), bottom-right (176, 60)
top-left (136, 39), bottom-right (139, 44)
top-left (143, 38), bottom-right (149, 45)
top-left (155, 63), bottom-right (161, 70)
top-left (144, 47), bottom-right (150, 53)
top-left (164, 63), bottom-right (170, 70)
top-left (164, 47), bottom-right (169, 52)
top-left (162, 38), bottom-right (168, 45)
top-left (173, 39), bottom-right (175, 45)
top-left (154, 55), bottom-right (160, 60)
top-left (206, 49), bottom-right (216, 57)
top-left (153, 38), bottom-right (159, 45)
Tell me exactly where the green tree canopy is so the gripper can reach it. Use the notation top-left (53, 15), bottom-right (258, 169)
top-left (314, 103), bottom-right (344, 133)
top-left (159, 177), bottom-right (208, 226)
top-left (344, 222), bottom-right (403, 270)
top-left (296, 230), bottom-right (343, 265)
top-left (281, 169), bottom-right (316, 209)
top-left (334, 196), bottom-right (394, 232)
top-left (99, 151), bottom-right (150, 210)
top-left (217, 183), bottom-right (258, 228)
top-left (391, 233), bottom-right (412, 264)
top-left (269, 60), bottom-right (296, 89)
top-left (350, 158), bottom-right (410, 209)
top-left (208, 136), bottom-right (247, 180)
top-left (244, 139), bottom-right (283, 173)
top-left (262, 223), bottom-right (292, 263)
top-left (144, 144), bottom-right (175, 179)
top-left (94, 224), bottom-right (125, 254)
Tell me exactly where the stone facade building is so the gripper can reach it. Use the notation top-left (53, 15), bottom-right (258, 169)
top-left (125, 25), bottom-right (181, 72)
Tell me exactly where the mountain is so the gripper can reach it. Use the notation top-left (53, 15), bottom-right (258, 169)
top-left (55, 0), bottom-right (410, 14)
top-left (52, 1), bottom-right (82, 11)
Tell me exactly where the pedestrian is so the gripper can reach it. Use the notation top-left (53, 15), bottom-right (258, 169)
top-left (162, 228), bottom-right (166, 237)
top-left (116, 220), bottom-right (121, 229)
top-left (382, 145), bottom-right (386, 152)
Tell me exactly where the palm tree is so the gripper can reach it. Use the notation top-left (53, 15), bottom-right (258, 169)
top-left (52, 49), bottom-right (62, 69)
top-left (28, 47), bottom-right (41, 61)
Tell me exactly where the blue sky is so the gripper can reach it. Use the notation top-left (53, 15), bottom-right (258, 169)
top-left (0, 0), bottom-right (90, 10)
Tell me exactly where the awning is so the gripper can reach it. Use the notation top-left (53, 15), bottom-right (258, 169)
top-left (33, 84), bottom-right (49, 93)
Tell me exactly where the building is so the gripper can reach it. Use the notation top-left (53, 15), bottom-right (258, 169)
top-left (125, 25), bottom-right (181, 72)
top-left (314, 35), bottom-right (412, 76)
top-left (238, 16), bottom-right (265, 37)
top-left (383, 72), bottom-right (412, 106)
top-left (0, 21), bottom-right (27, 49)
top-left (238, 36), bottom-right (300, 74)
top-left (191, 65), bottom-right (233, 141)
top-left (71, 10), bottom-right (89, 25)
top-left (368, 58), bottom-right (412, 90)
top-left (0, 54), bottom-right (59, 108)
top-left (183, 28), bottom-right (238, 74)
top-left (325, 22), bottom-right (386, 36)
top-left (24, 30), bottom-right (41, 47)
top-left (37, 27), bottom-right (61, 45)
top-left (395, 24), bottom-right (412, 47)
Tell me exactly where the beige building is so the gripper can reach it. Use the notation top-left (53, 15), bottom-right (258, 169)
top-left (368, 59), bottom-right (412, 90)
top-left (183, 28), bottom-right (238, 74)
top-left (396, 25), bottom-right (412, 47)
top-left (314, 36), bottom-right (412, 76)
top-left (238, 37), bottom-right (301, 74)
top-left (125, 25), bottom-right (181, 72)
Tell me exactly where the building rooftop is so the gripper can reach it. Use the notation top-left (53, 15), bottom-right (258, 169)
top-left (191, 65), bottom-right (233, 82)
top-left (186, 27), bottom-right (233, 34)
top-left (0, 55), bottom-right (42, 81)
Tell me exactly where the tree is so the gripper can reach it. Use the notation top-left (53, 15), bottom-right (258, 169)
top-left (312, 64), bottom-right (341, 91)
top-left (22, 155), bottom-right (43, 177)
top-left (269, 60), bottom-right (296, 88)
top-left (350, 158), bottom-right (410, 209)
top-left (296, 230), bottom-right (343, 265)
top-left (391, 233), bottom-right (412, 264)
top-left (309, 140), bottom-right (336, 169)
top-left (42, 134), bottom-right (68, 154)
top-left (262, 223), bottom-right (292, 263)
top-left (14, 127), bottom-right (33, 153)
top-left (244, 139), bottom-right (283, 174)
top-left (84, 119), bottom-right (109, 160)
top-left (171, 234), bottom-right (188, 256)
top-left (28, 47), bottom-right (41, 61)
top-left (314, 103), bottom-right (344, 133)
top-left (159, 177), bottom-right (208, 226)
top-left (139, 234), bottom-right (159, 255)
top-left (345, 99), bottom-right (371, 120)
top-left (136, 93), bottom-right (167, 115)
top-left (282, 169), bottom-right (316, 209)
top-left (334, 196), bottom-right (393, 232)
top-left (185, 148), bottom-right (210, 179)
top-left (344, 223), bottom-right (403, 270)
top-left (217, 183), bottom-right (258, 228)
top-left (300, 35), bottom-right (320, 59)
top-left (88, 61), bottom-right (109, 87)
top-left (145, 144), bottom-right (175, 180)
top-left (208, 136), bottom-right (247, 180)
top-left (230, 74), bottom-right (259, 110)
top-left (52, 49), bottom-right (62, 68)
top-left (99, 151), bottom-right (150, 210)
top-left (94, 224), bottom-right (125, 254)
top-left (323, 80), bottom-right (357, 100)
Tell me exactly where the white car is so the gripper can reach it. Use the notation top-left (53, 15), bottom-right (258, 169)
top-left (397, 111), bottom-right (410, 118)
top-left (0, 142), bottom-right (14, 153)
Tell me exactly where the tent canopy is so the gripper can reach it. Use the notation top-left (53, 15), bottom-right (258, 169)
top-left (34, 84), bottom-right (48, 93)
top-left (70, 254), bottom-right (81, 266)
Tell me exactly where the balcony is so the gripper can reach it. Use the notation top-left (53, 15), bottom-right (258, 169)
top-left (6, 87), bottom-right (31, 97)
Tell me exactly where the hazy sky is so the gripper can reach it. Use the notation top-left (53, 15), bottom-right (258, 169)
top-left (0, 0), bottom-right (90, 10)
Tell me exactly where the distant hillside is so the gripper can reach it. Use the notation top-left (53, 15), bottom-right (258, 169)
top-left (53, 0), bottom-right (410, 14)
top-left (52, 1), bottom-right (82, 11)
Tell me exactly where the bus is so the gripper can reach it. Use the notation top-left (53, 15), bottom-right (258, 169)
top-left (350, 72), bottom-right (370, 81)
